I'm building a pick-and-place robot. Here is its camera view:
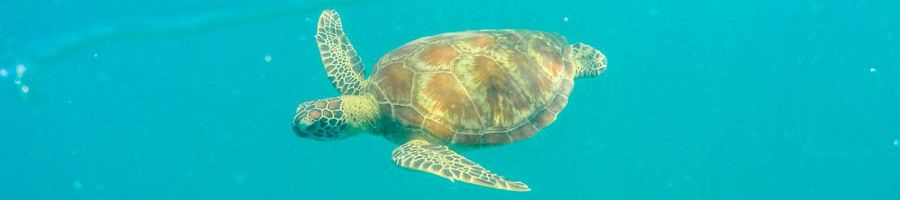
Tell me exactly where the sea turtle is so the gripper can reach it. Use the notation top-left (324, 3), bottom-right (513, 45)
top-left (292, 9), bottom-right (607, 192)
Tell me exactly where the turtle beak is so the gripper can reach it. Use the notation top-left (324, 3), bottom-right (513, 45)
top-left (292, 103), bottom-right (317, 138)
top-left (293, 119), bottom-right (321, 140)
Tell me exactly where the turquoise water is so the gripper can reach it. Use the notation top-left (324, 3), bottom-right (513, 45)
top-left (2, 0), bottom-right (899, 199)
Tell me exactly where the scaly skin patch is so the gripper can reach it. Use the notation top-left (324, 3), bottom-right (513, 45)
top-left (317, 9), bottom-right (366, 95)
top-left (293, 97), bottom-right (347, 139)
top-left (392, 139), bottom-right (530, 192)
top-left (340, 95), bottom-right (380, 131)
top-left (569, 42), bottom-right (607, 78)
top-left (293, 95), bottom-right (378, 140)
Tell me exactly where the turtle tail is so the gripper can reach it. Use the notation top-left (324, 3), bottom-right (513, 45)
top-left (569, 43), bottom-right (607, 78)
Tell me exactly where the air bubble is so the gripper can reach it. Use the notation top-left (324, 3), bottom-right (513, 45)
top-left (16, 64), bottom-right (25, 77)
top-left (14, 64), bottom-right (25, 85)
top-left (264, 55), bottom-right (272, 63)
top-left (233, 173), bottom-right (246, 184)
top-left (73, 180), bottom-right (83, 190)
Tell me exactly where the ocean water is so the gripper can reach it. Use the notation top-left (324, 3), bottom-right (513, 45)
top-left (2, 0), bottom-right (898, 199)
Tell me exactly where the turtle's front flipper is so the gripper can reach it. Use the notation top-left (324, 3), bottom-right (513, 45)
top-left (316, 9), bottom-right (365, 95)
top-left (391, 139), bottom-right (530, 192)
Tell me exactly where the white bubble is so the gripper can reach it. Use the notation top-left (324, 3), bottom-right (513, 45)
top-left (233, 173), bottom-right (246, 184)
top-left (563, 16), bottom-right (569, 22)
top-left (93, 53), bottom-right (98, 58)
top-left (869, 67), bottom-right (876, 72)
top-left (893, 139), bottom-right (899, 147)
top-left (648, 9), bottom-right (660, 17)
top-left (14, 64), bottom-right (26, 85)
top-left (72, 180), bottom-right (83, 190)
top-left (0, 68), bottom-right (7, 77)
top-left (21, 85), bottom-right (30, 93)
top-left (264, 55), bottom-right (272, 63)
top-left (16, 64), bottom-right (25, 78)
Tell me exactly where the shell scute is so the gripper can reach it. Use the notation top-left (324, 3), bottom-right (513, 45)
top-left (394, 105), bottom-right (424, 127)
top-left (419, 43), bottom-right (460, 67)
top-left (375, 63), bottom-right (415, 104)
top-left (462, 55), bottom-right (532, 129)
top-left (419, 72), bottom-right (483, 134)
top-left (369, 30), bottom-right (576, 145)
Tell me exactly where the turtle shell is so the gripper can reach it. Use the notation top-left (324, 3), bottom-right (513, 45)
top-left (366, 30), bottom-right (576, 145)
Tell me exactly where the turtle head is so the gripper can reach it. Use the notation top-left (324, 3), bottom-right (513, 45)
top-left (569, 42), bottom-right (607, 78)
top-left (292, 95), bottom-right (379, 140)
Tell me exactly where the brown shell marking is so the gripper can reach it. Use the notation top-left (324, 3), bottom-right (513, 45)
top-left (420, 72), bottom-right (483, 133)
top-left (420, 43), bottom-right (459, 67)
top-left (368, 30), bottom-right (575, 145)
top-left (466, 34), bottom-right (494, 49)
top-left (375, 63), bottom-right (415, 104)
top-left (469, 55), bottom-right (531, 129)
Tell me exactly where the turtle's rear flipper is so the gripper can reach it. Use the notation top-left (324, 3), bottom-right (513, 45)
top-left (391, 139), bottom-right (530, 192)
top-left (570, 42), bottom-right (607, 79)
